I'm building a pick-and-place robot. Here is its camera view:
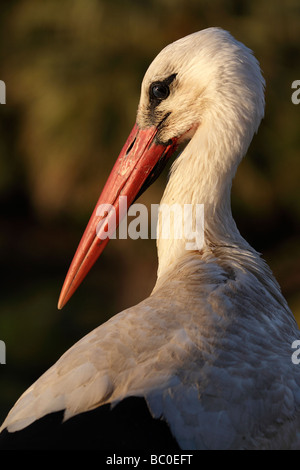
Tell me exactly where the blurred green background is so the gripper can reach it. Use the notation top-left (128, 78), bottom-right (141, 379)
top-left (0, 0), bottom-right (299, 423)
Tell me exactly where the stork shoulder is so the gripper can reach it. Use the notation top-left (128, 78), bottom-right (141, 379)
top-left (0, 296), bottom-right (197, 434)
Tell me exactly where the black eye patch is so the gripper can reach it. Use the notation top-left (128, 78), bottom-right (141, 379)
top-left (149, 73), bottom-right (177, 107)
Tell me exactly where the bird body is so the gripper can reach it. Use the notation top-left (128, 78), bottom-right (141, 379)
top-left (1, 27), bottom-right (299, 450)
top-left (2, 247), bottom-right (299, 449)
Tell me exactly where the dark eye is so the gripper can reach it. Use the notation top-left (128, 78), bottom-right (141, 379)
top-left (150, 82), bottom-right (170, 100)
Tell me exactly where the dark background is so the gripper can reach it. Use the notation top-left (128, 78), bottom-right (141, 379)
top-left (0, 0), bottom-right (299, 423)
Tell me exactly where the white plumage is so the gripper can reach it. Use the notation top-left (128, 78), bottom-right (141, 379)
top-left (1, 27), bottom-right (300, 450)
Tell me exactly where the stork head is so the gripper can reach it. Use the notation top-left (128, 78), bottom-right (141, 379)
top-left (58, 28), bottom-right (265, 309)
top-left (138, 27), bottom-right (264, 158)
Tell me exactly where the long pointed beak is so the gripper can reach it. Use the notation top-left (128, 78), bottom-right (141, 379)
top-left (58, 123), bottom-right (178, 309)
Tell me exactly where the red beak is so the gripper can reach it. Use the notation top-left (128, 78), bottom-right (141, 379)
top-left (58, 123), bottom-right (178, 309)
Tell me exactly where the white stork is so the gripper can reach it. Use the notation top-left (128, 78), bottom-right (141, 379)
top-left (1, 27), bottom-right (300, 450)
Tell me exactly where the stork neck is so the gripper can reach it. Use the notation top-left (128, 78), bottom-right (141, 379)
top-left (156, 126), bottom-right (248, 279)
